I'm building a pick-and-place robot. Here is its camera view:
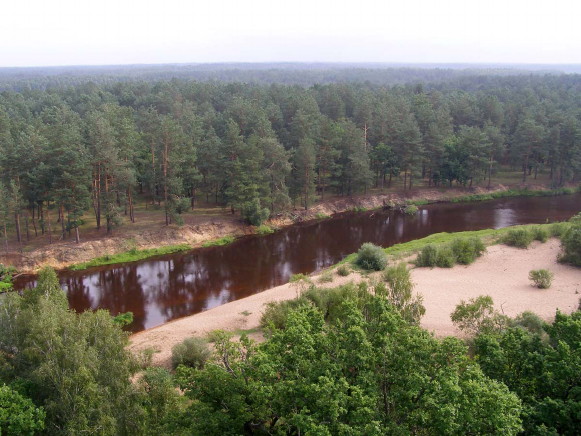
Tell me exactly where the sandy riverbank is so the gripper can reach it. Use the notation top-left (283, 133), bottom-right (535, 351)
top-left (129, 238), bottom-right (581, 367)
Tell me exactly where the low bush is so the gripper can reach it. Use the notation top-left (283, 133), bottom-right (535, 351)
top-left (355, 242), bottom-right (387, 271)
top-left (502, 228), bottom-right (534, 248)
top-left (415, 244), bottom-right (439, 267)
top-left (512, 311), bottom-right (546, 335)
top-left (336, 264), bottom-right (350, 276)
top-left (404, 204), bottom-right (419, 215)
top-left (528, 269), bottom-right (554, 289)
top-left (549, 222), bottom-right (569, 237)
top-left (436, 247), bottom-right (456, 268)
top-left (171, 337), bottom-right (211, 370)
top-left (560, 222), bottom-right (581, 266)
top-left (451, 237), bottom-right (485, 265)
top-left (533, 226), bottom-right (549, 243)
top-left (260, 299), bottom-right (307, 331)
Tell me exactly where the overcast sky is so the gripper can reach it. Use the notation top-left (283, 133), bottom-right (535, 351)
top-left (2, 0), bottom-right (580, 67)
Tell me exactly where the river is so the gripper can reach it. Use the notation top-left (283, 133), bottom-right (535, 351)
top-left (14, 193), bottom-right (581, 332)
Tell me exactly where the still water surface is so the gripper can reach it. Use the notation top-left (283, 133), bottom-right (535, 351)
top-left (14, 194), bottom-right (581, 332)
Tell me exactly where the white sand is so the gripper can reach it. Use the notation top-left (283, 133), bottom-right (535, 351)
top-left (129, 238), bottom-right (581, 366)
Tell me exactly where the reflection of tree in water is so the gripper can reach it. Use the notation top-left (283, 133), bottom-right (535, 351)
top-left (64, 275), bottom-right (94, 311)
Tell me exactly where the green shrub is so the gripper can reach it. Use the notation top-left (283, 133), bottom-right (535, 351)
top-left (533, 226), bottom-right (549, 243)
top-left (112, 311), bottom-right (134, 327)
top-left (415, 244), bottom-right (439, 267)
top-left (560, 223), bottom-right (581, 266)
top-left (528, 269), bottom-right (554, 289)
top-left (503, 228), bottom-right (534, 248)
top-left (260, 299), bottom-right (307, 331)
top-left (512, 311), bottom-right (546, 335)
top-left (436, 247), bottom-right (456, 268)
top-left (171, 337), bottom-right (211, 370)
top-left (355, 242), bottom-right (387, 271)
top-left (451, 237), bottom-right (485, 265)
top-left (549, 222), bottom-right (569, 237)
top-left (336, 264), bottom-right (350, 276)
top-left (404, 204), bottom-right (419, 215)
top-left (315, 212), bottom-right (330, 219)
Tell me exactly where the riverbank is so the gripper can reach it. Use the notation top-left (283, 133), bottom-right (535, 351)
top-left (2, 184), bottom-right (577, 274)
top-left (129, 237), bottom-right (581, 368)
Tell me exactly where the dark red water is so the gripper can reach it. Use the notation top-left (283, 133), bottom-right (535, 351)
top-left (14, 194), bottom-right (581, 332)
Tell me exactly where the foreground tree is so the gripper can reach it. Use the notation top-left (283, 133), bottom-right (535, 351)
top-left (176, 290), bottom-right (522, 435)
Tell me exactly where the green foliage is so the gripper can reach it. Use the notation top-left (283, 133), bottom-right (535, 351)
top-left (256, 224), bottom-right (274, 235)
top-left (403, 204), bottom-right (419, 215)
top-left (451, 237), bottom-right (486, 264)
top-left (171, 337), bottom-right (211, 370)
top-left (417, 237), bottom-right (485, 267)
top-left (415, 244), bottom-right (439, 267)
top-left (559, 220), bottom-right (581, 266)
top-left (382, 263), bottom-right (425, 324)
top-left (511, 311), bottom-right (547, 336)
top-left (315, 212), bottom-right (330, 219)
top-left (503, 228), bottom-right (535, 248)
top-left (0, 268), bottom-right (141, 435)
top-left (533, 226), bottom-right (549, 242)
top-left (474, 311), bottom-right (581, 434)
top-left (202, 236), bottom-right (235, 247)
top-left (137, 367), bottom-right (188, 436)
top-left (69, 244), bottom-right (191, 270)
top-left (240, 198), bottom-right (270, 226)
top-left (451, 187), bottom-right (579, 203)
top-left (178, 294), bottom-right (522, 435)
top-left (549, 221), bottom-right (569, 237)
top-left (451, 295), bottom-right (510, 336)
top-left (112, 311), bottom-right (134, 327)
top-left (355, 242), bottom-right (387, 271)
top-left (529, 269), bottom-right (554, 289)
top-left (260, 299), bottom-right (307, 331)
top-left (0, 385), bottom-right (45, 435)
top-left (436, 246), bottom-right (456, 267)
top-left (0, 264), bottom-right (15, 293)
top-left (336, 264), bottom-right (350, 276)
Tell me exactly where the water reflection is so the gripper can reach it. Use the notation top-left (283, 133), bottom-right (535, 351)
top-left (14, 193), bottom-right (581, 332)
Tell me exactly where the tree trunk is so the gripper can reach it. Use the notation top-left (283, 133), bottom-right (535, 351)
top-left (75, 226), bottom-right (80, 244)
top-left (14, 212), bottom-right (21, 244)
top-left (3, 224), bottom-right (8, 253)
top-left (60, 205), bottom-right (66, 240)
top-left (46, 204), bottom-right (52, 244)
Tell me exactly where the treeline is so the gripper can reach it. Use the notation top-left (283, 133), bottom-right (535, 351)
top-left (1, 267), bottom-right (579, 435)
top-left (1, 74), bottom-right (581, 245)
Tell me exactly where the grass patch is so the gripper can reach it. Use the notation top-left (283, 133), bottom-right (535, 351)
top-left (69, 244), bottom-right (192, 270)
top-left (256, 224), bottom-right (275, 235)
top-left (450, 187), bottom-right (579, 204)
top-left (315, 212), bottom-right (331, 219)
top-left (202, 235), bottom-right (236, 247)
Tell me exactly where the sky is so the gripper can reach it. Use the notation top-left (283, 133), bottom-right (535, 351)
top-left (2, 0), bottom-right (580, 67)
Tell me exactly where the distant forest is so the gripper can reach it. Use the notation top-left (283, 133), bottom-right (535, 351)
top-left (1, 66), bottom-right (581, 244)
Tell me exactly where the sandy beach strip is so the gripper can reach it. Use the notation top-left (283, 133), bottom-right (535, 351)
top-left (129, 238), bottom-right (581, 366)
